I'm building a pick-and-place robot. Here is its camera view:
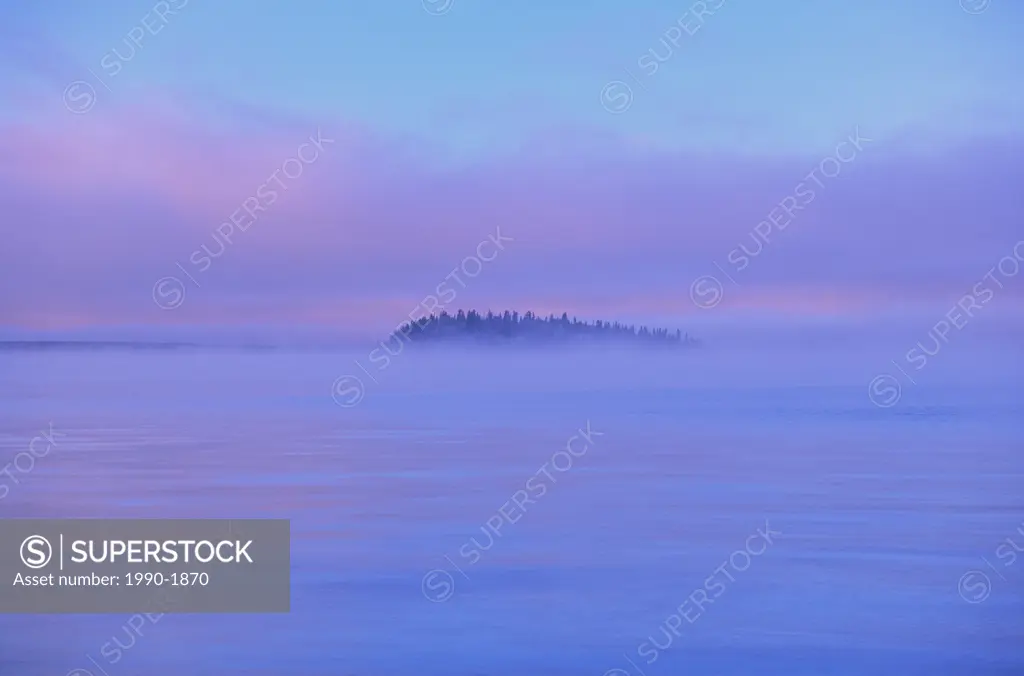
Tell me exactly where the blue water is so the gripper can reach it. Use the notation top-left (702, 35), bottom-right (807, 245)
top-left (0, 346), bottom-right (1021, 675)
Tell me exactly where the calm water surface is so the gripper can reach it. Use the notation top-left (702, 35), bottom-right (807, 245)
top-left (0, 345), bottom-right (1021, 675)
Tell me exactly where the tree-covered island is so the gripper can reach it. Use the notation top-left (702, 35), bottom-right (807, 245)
top-left (391, 310), bottom-right (698, 347)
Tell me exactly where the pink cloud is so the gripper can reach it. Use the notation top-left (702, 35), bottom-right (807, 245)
top-left (1, 97), bottom-right (1022, 335)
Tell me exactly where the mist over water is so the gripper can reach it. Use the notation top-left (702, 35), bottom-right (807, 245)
top-left (3, 0), bottom-right (1023, 670)
top-left (0, 334), bottom-right (1022, 675)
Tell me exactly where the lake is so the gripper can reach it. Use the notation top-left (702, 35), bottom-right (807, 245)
top-left (1, 341), bottom-right (1021, 675)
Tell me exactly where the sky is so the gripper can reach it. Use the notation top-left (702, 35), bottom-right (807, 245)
top-left (0, 0), bottom-right (1022, 339)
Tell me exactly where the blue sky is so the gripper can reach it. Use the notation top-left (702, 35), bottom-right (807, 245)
top-left (1, 0), bottom-right (1022, 335)
top-left (7, 0), bottom-right (1022, 153)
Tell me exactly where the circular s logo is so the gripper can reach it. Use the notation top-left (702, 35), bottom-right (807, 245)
top-left (63, 81), bottom-right (97, 114)
top-left (958, 570), bottom-right (991, 604)
top-left (689, 274), bottom-right (724, 309)
top-left (867, 374), bottom-right (901, 408)
top-left (960, 0), bottom-right (990, 14)
top-left (422, 0), bottom-right (454, 15)
top-left (152, 276), bottom-right (186, 310)
top-left (332, 375), bottom-right (365, 408)
top-left (421, 569), bottom-right (455, 602)
top-left (20, 535), bottom-right (53, 569)
top-left (600, 81), bottom-right (633, 114)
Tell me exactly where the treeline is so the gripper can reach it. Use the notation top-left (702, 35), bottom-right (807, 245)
top-left (391, 310), bottom-right (697, 346)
